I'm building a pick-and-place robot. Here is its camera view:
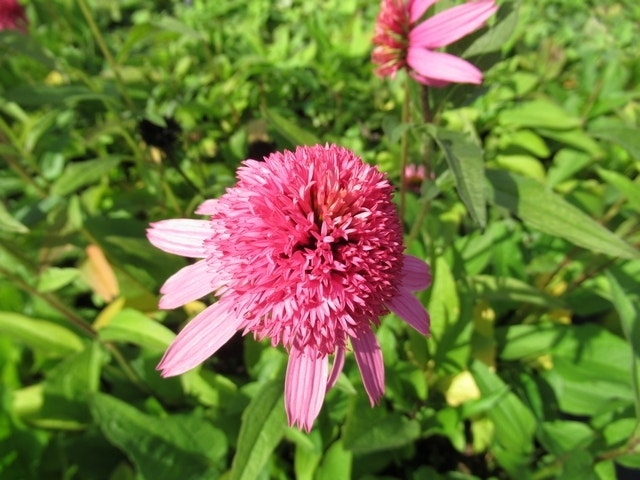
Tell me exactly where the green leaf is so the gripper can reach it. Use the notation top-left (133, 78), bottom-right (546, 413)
top-left (462, 2), bottom-right (519, 57)
top-left (0, 30), bottom-right (56, 69)
top-left (6, 84), bottom-right (114, 108)
top-left (0, 202), bottom-right (28, 234)
top-left (590, 125), bottom-right (640, 159)
top-left (545, 353), bottom-right (633, 416)
top-left (560, 450), bottom-right (597, 480)
top-left (153, 16), bottom-right (205, 40)
top-left (293, 430), bottom-right (322, 480)
top-left (428, 126), bottom-right (486, 227)
top-left (230, 380), bottom-right (287, 480)
top-left (597, 168), bottom-right (640, 212)
top-left (487, 169), bottom-right (640, 259)
top-left (498, 99), bottom-right (582, 130)
top-left (264, 108), bottom-right (321, 147)
top-left (0, 311), bottom-right (84, 356)
top-left (27, 342), bottom-right (105, 429)
top-left (606, 271), bottom-right (640, 418)
top-left (90, 393), bottom-right (227, 480)
top-left (537, 127), bottom-right (604, 157)
top-left (470, 275), bottom-right (564, 308)
top-left (500, 129), bottom-right (550, 158)
top-left (494, 154), bottom-right (546, 182)
top-left (342, 397), bottom-right (420, 454)
top-left (51, 157), bottom-right (123, 197)
top-left (36, 267), bottom-right (80, 293)
top-left (538, 421), bottom-right (595, 456)
top-left (427, 256), bottom-right (471, 374)
top-left (97, 308), bottom-right (175, 353)
top-left (315, 440), bottom-right (352, 480)
top-left (471, 361), bottom-right (535, 473)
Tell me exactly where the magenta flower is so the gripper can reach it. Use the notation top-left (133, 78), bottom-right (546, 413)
top-left (372, 0), bottom-right (497, 86)
top-left (0, 0), bottom-right (28, 33)
top-left (147, 144), bottom-right (431, 431)
top-left (404, 163), bottom-right (427, 193)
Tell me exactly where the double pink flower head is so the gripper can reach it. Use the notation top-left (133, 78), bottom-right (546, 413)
top-left (0, 0), bottom-right (28, 33)
top-left (148, 144), bottom-right (431, 431)
top-left (372, 0), bottom-right (498, 86)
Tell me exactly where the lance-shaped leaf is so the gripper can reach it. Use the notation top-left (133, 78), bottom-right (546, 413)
top-left (487, 169), bottom-right (640, 259)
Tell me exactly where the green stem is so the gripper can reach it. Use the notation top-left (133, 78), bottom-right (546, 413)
top-left (0, 118), bottom-right (48, 196)
top-left (406, 197), bottom-right (430, 248)
top-left (77, 0), bottom-right (134, 111)
top-left (399, 76), bottom-right (411, 222)
top-left (0, 263), bottom-right (96, 339)
top-left (420, 85), bottom-right (433, 124)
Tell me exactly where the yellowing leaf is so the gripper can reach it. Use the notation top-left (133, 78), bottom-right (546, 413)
top-left (445, 371), bottom-right (481, 407)
top-left (82, 244), bottom-right (120, 302)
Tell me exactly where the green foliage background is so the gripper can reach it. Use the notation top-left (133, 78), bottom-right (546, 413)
top-left (1, 0), bottom-right (639, 478)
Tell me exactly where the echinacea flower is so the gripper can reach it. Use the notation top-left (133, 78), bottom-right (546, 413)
top-left (404, 163), bottom-right (427, 193)
top-left (147, 144), bottom-right (431, 431)
top-left (372, 0), bottom-right (497, 86)
top-left (0, 0), bottom-right (28, 33)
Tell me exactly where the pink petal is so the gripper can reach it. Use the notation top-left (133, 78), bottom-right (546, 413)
top-left (326, 347), bottom-right (345, 392)
top-left (407, 47), bottom-right (483, 85)
top-left (410, 0), bottom-right (497, 48)
top-left (147, 219), bottom-right (211, 258)
top-left (159, 260), bottom-right (217, 309)
top-left (402, 255), bottom-right (432, 291)
top-left (285, 348), bottom-right (329, 432)
top-left (409, 0), bottom-right (437, 23)
top-left (195, 199), bottom-right (219, 215)
top-left (352, 329), bottom-right (385, 406)
top-left (157, 299), bottom-right (242, 376)
top-left (386, 287), bottom-right (430, 336)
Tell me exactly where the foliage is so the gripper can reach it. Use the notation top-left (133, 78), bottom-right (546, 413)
top-left (1, 0), bottom-right (639, 478)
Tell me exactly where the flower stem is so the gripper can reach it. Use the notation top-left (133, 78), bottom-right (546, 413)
top-left (399, 76), bottom-right (411, 222)
top-left (77, 0), bottom-right (134, 111)
top-left (420, 85), bottom-right (433, 124)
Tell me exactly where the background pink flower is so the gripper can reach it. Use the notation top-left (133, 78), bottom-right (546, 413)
top-left (372, 0), bottom-right (497, 86)
top-left (148, 144), bottom-right (431, 431)
top-left (0, 0), bottom-right (28, 33)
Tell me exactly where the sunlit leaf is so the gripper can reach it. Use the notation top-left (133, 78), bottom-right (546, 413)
top-left (487, 169), bottom-right (640, 259)
top-left (97, 308), bottom-right (175, 353)
top-left (428, 126), bottom-right (486, 227)
top-left (91, 394), bottom-right (227, 480)
top-left (264, 108), bottom-right (321, 147)
top-left (51, 157), bottom-right (123, 197)
top-left (0, 311), bottom-right (84, 356)
top-left (230, 380), bottom-right (287, 480)
top-left (343, 396), bottom-right (420, 454)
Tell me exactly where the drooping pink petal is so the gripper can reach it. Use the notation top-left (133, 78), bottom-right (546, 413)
top-left (352, 329), bottom-right (385, 406)
top-left (147, 219), bottom-right (211, 258)
top-left (386, 287), bottom-right (431, 335)
top-left (195, 199), bottom-right (219, 215)
top-left (409, 0), bottom-right (437, 23)
top-left (410, 0), bottom-right (497, 48)
top-left (326, 347), bottom-right (346, 392)
top-left (159, 260), bottom-right (217, 309)
top-left (401, 255), bottom-right (432, 291)
top-left (157, 299), bottom-right (243, 376)
top-left (285, 348), bottom-right (329, 432)
top-left (407, 47), bottom-right (483, 85)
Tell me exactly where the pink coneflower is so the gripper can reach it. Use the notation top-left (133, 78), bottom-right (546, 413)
top-left (147, 144), bottom-right (431, 431)
top-left (372, 0), bottom-right (497, 86)
top-left (404, 163), bottom-right (427, 193)
top-left (0, 0), bottom-right (28, 33)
